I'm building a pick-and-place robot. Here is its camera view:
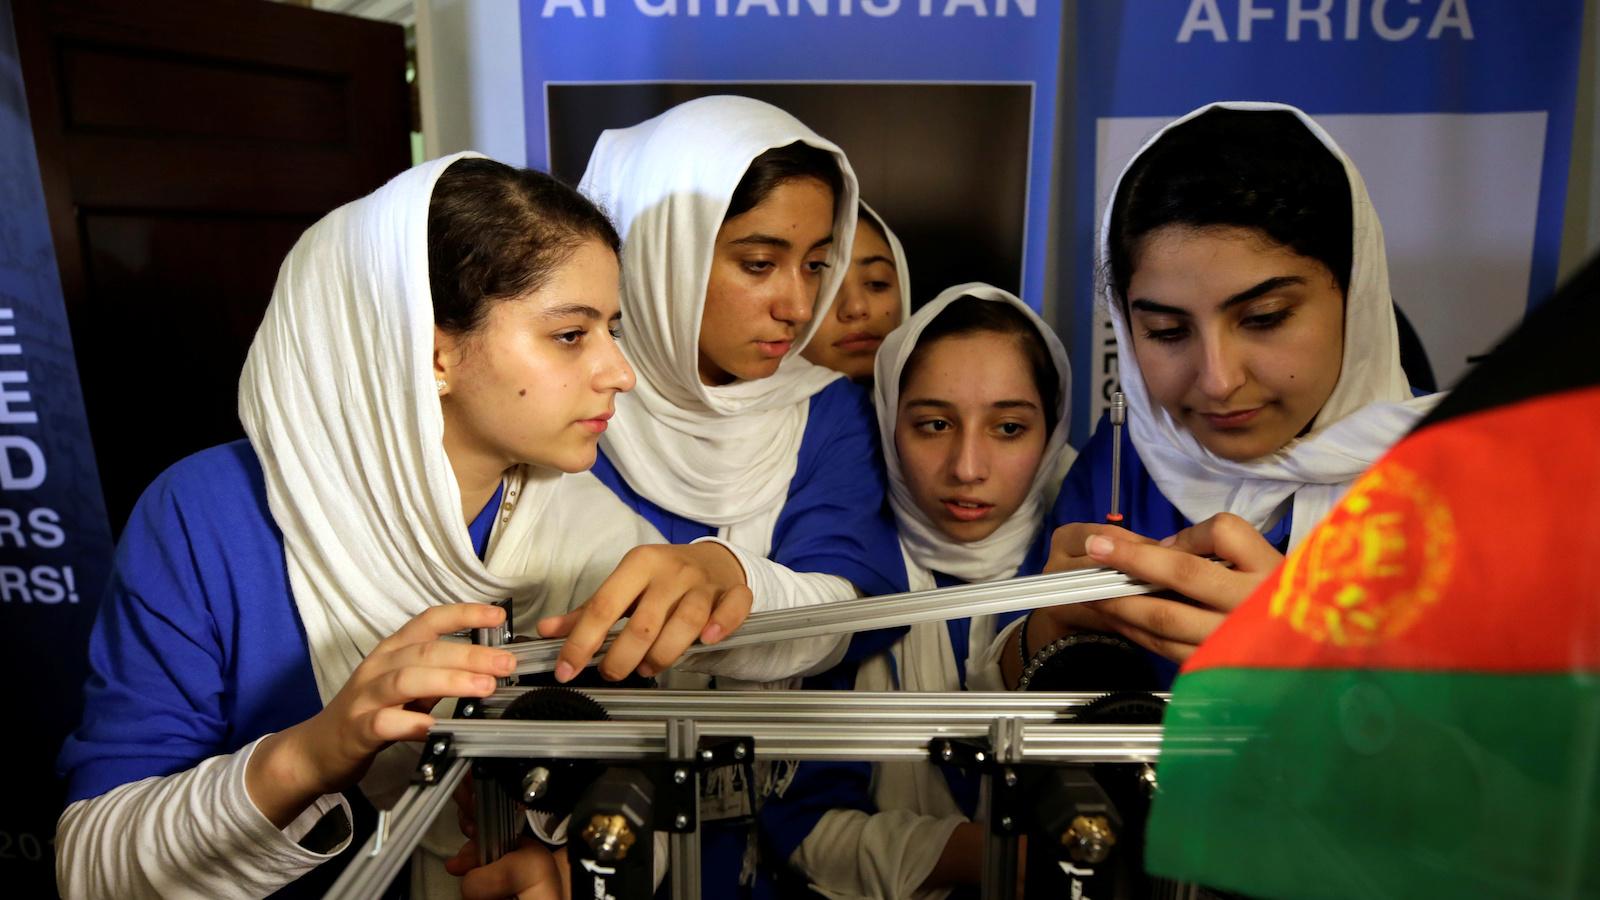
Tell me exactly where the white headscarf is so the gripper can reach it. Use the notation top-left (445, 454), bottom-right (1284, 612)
top-left (579, 96), bottom-right (860, 555)
top-left (874, 284), bottom-right (1073, 587)
top-left (794, 285), bottom-right (1071, 898)
top-left (859, 201), bottom-right (913, 321)
top-left (1103, 101), bottom-right (1441, 549)
top-left (239, 153), bottom-right (660, 803)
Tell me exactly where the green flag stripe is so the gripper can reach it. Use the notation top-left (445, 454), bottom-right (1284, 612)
top-left (1146, 668), bottom-right (1600, 899)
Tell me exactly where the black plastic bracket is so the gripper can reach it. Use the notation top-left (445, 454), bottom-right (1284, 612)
top-left (413, 733), bottom-right (454, 785)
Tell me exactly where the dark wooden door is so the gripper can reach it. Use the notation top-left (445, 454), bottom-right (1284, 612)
top-left (14, 0), bottom-right (411, 532)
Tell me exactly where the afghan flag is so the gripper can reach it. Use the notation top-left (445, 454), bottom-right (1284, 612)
top-left (1144, 258), bottom-right (1600, 898)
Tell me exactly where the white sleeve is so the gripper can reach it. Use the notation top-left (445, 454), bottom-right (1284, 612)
top-left (965, 616), bottom-right (1025, 694)
top-left (56, 736), bottom-right (352, 900)
top-left (791, 808), bottom-right (965, 900)
top-left (673, 538), bottom-right (855, 683)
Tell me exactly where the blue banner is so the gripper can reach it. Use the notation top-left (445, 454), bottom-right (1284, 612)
top-left (1, 6), bottom-right (113, 890)
top-left (1071, 0), bottom-right (1585, 442)
top-left (519, 0), bottom-right (1063, 310)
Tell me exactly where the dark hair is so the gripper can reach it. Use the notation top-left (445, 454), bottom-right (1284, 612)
top-left (1108, 108), bottom-right (1352, 307)
top-left (857, 204), bottom-right (889, 244)
top-left (725, 141), bottom-right (844, 221)
top-left (900, 296), bottom-right (1061, 434)
top-left (428, 158), bottom-right (621, 334)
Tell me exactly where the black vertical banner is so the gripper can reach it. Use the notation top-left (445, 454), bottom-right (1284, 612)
top-left (0, 5), bottom-right (114, 895)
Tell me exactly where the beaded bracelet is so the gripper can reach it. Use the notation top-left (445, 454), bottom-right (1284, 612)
top-left (1016, 631), bottom-right (1141, 692)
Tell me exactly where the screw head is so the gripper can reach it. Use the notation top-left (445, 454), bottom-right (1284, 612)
top-left (733, 744), bottom-right (747, 760)
top-left (940, 742), bottom-right (953, 761)
top-left (431, 740), bottom-right (447, 756)
top-left (1000, 815), bottom-right (1014, 830)
top-left (1138, 764), bottom-right (1159, 796)
top-left (420, 763), bottom-right (436, 781)
top-left (1004, 770), bottom-right (1018, 787)
top-left (674, 768), bottom-right (688, 784)
top-left (699, 748), bottom-right (715, 762)
top-left (974, 751), bottom-right (986, 763)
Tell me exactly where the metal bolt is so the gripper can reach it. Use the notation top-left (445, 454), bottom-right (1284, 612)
top-left (940, 742), bottom-right (953, 762)
top-left (733, 743), bottom-right (747, 760)
top-left (699, 748), bottom-right (715, 762)
top-left (431, 739), bottom-right (447, 756)
top-left (673, 768), bottom-right (689, 785)
top-left (674, 813), bottom-right (689, 829)
top-left (1000, 815), bottom-right (1014, 830)
top-left (460, 701), bottom-right (478, 718)
top-left (420, 762), bottom-right (436, 782)
top-left (974, 751), bottom-right (987, 763)
top-left (1138, 764), bottom-right (1159, 797)
top-left (521, 766), bottom-right (551, 805)
top-left (1004, 769), bottom-right (1018, 787)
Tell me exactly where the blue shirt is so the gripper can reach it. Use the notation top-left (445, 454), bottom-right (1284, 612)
top-left (57, 440), bottom-right (501, 897)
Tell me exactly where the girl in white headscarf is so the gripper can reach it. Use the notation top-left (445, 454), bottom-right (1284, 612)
top-left (762, 284), bottom-right (1073, 900)
top-left (542, 95), bottom-right (909, 898)
top-left (53, 155), bottom-right (724, 899)
top-left (544, 96), bottom-right (908, 685)
top-left (801, 203), bottom-right (912, 382)
top-left (1033, 102), bottom-right (1441, 668)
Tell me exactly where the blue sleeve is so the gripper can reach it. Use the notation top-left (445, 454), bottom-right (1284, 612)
top-left (56, 443), bottom-right (321, 803)
top-left (1050, 413), bottom-right (1193, 543)
top-left (1050, 412), bottom-right (1115, 532)
top-left (771, 380), bottom-right (909, 598)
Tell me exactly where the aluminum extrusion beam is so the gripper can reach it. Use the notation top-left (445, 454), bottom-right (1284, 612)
top-left (508, 567), bottom-right (1153, 675)
top-left (325, 757), bottom-right (470, 900)
top-left (482, 688), bottom-right (1170, 722)
top-left (422, 718), bottom-right (1164, 764)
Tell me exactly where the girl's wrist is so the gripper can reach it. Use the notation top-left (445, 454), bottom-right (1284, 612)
top-left (246, 724), bottom-right (332, 828)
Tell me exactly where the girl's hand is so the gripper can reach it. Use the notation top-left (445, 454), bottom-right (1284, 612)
top-left (1082, 513), bottom-right (1284, 662)
top-left (1042, 522), bottom-right (1153, 574)
top-left (1032, 522), bottom-right (1158, 637)
top-left (447, 837), bottom-right (565, 900)
top-left (537, 543), bottom-right (753, 682)
top-left (247, 603), bottom-right (515, 827)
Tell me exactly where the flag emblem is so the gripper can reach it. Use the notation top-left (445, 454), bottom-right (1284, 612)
top-left (1269, 463), bottom-right (1456, 648)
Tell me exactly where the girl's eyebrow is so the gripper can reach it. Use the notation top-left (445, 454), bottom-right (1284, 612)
top-left (1131, 275), bottom-right (1306, 316)
top-left (906, 398), bottom-right (1039, 410)
top-left (729, 233), bottom-right (835, 251)
top-left (540, 303), bottom-right (602, 320)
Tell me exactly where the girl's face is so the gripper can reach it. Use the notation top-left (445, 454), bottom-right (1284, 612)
top-left (1125, 224), bottom-right (1345, 462)
top-left (436, 238), bottom-right (634, 475)
top-left (699, 177), bottom-right (836, 385)
top-left (800, 219), bottom-right (903, 380)
top-left (895, 331), bottom-right (1050, 543)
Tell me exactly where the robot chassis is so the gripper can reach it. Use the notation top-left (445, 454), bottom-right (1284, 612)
top-left (326, 567), bottom-right (1190, 900)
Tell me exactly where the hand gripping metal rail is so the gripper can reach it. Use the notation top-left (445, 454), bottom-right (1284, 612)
top-left (326, 565), bottom-right (1167, 900)
top-left (504, 565), bottom-right (1156, 676)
